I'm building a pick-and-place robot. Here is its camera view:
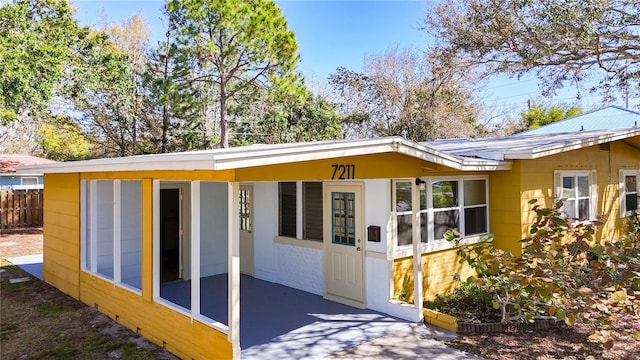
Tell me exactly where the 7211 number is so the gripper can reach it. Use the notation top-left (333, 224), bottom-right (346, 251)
top-left (331, 164), bottom-right (356, 180)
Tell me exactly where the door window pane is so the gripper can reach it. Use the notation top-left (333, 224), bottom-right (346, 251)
top-left (332, 192), bottom-right (356, 246)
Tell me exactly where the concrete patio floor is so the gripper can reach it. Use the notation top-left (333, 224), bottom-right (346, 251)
top-left (8, 255), bottom-right (484, 359)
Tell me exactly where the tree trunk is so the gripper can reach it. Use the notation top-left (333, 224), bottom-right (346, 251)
top-left (219, 84), bottom-right (229, 148)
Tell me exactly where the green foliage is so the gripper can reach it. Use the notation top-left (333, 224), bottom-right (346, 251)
top-left (0, 0), bottom-right (80, 125)
top-left (424, 280), bottom-right (503, 322)
top-left (520, 102), bottom-right (583, 130)
top-left (449, 199), bottom-right (640, 346)
top-left (426, 0), bottom-right (640, 99)
top-left (231, 91), bottom-right (343, 145)
top-left (167, 0), bottom-right (301, 148)
top-left (37, 117), bottom-right (91, 161)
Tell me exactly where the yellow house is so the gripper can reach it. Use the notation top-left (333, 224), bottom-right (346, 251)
top-left (20, 127), bottom-right (640, 359)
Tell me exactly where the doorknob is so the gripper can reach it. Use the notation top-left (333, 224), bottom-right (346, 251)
top-left (356, 246), bottom-right (361, 251)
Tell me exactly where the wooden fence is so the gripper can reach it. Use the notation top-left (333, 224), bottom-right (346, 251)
top-left (0, 189), bottom-right (44, 230)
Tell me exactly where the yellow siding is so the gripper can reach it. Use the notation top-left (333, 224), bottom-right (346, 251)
top-left (141, 179), bottom-right (153, 303)
top-left (43, 173), bottom-right (80, 299)
top-left (80, 273), bottom-right (232, 360)
top-left (393, 248), bottom-right (474, 301)
top-left (80, 169), bottom-right (235, 181)
top-left (489, 163), bottom-right (523, 255)
top-left (236, 153), bottom-right (458, 181)
top-left (517, 141), bottom-right (640, 244)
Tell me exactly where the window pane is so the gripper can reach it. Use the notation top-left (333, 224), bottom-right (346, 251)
top-left (563, 199), bottom-right (576, 219)
top-left (278, 182), bottom-right (296, 237)
top-left (625, 175), bottom-right (637, 193)
top-left (433, 181), bottom-right (458, 208)
top-left (562, 176), bottom-right (575, 198)
top-left (464, 206), bottom-right (487, 235)
top-left (120, 181), bottom-right (142, 290)
top-left (464, 180), bottom-right (486, 206)
top-left (420, 212), bottom-right (428, 243)
top-left (578, 199), bottom-right (589, 219)
top-left (96, 180), bottom-right (114, 279)
top-left (332, 192), bottom-right (356, 246)
top-left (626, 193), bottom-right (638, 212)
top-left (303, 182), bottom-right (323, 241)
top-left (434, 210), bottom-right (459, 240)
top-left (395, 182), bottom-right (412, 212)
top-left (397, 214), bottom-right (412, 246)
top-left (420, 183), bottom-right (427, 210)
top-left (577, 176), bottom-right (589, 197)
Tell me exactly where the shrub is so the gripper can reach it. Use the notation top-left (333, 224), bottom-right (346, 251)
top-left (424, 280), bottom-right (503, 322)
top-left (448, 199), bottom-right (640, 348)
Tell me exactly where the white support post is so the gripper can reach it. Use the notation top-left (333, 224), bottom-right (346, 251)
top-left (412, 180), bottom-right (424, 321)
top-left (191, 181), bottom-right (201, 319)
top-left (227, 182), bottom-right (241, 358)
top-left (113, 180), bottom-right (122, 284)
top-left (152, 180), bottom-right (160, 300)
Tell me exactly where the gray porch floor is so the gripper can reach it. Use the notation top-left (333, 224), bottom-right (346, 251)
top-left (160, 274), bottom-right (412, 359)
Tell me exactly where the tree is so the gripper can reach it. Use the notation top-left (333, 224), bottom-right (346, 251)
top-left (519, 102), bottom-right (583, 131)
top-left (329, 48), bottom-right (481, 141)
top-left (64, 15), bottom-right (150, 157)
top-left (167, 0), bottom-right (301, 148)
top-left (231, 89), bottom-right (343, 145)
top-left (37, 115), bottom-right (91, 161)
top-left (0, 0), bottom-right (81, 142)
top-left (425, 0), bottom-right (640, 101)
top-left (143, 17), bottom-right (210, 153)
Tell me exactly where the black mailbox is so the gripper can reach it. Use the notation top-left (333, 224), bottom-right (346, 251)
top-left (367, 225), bottom-right (381, 242)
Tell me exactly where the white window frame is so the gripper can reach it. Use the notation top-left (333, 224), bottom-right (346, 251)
top-left (554, 170), bottom-right (597, 221)
top-left (80, 179), bottom-right (142, 295)
top-left (20, 176), bottom-right (38, 186)
top-left (620, 169), bottom-right (640, 217)
top-left (393, 176), bottom-right (489, 254)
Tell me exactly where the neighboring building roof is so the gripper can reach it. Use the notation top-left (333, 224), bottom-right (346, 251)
top-left (517, 105), bottom-right (640, 135)
top-left (18, 137), bottom-right (512, 174)
top-left (0, 154), bottom-right (57, 174)
top-left (426, 128), bottom-right (640, 161)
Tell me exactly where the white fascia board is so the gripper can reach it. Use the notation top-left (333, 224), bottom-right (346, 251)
top-left (395, 142), bottom-right (512, 171)
top-left (211, 141), bottom-right (398, 170)
top-left (17, 153), bottom-right (217, 174)
top-left (504, 129), bottom-right (640, 160)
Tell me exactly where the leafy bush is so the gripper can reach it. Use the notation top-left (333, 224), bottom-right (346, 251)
top-left (424, 280), bottom-right (503, 322)
top-left (447, 199), bottom-right (640, 348)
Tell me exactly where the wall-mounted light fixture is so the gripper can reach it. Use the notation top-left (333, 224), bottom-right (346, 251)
top-left (415, 178), bottom-right (426, 186)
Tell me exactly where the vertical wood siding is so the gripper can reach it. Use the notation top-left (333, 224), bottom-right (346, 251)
top-left (0, 189), bottom-right (43, 229)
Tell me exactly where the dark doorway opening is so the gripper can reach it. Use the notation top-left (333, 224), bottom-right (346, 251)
top-left (160, 188), bottom-right (181, 283)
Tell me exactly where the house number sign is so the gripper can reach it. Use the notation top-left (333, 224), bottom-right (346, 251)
top-left (331, 164), bottom-right (356, 180)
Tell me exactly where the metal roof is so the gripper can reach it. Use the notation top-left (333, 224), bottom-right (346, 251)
top-left (517, 105), bottom-right (640, 135)
top-left (426, 128), bottom-right (640, 161)
top-left (17, 137), bottom-right (512, 174)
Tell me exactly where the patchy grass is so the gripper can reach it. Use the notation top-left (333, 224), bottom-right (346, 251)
top-left (1, 229), bottom-right (177, 360)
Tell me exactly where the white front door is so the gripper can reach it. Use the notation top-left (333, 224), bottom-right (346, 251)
top-left (324, 183), bottom-right (365, 307)
top-left (239, 185), bottom-right (254, 276)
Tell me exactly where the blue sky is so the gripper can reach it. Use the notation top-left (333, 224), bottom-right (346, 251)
top-left (72, 0), bottom-right (619, 117)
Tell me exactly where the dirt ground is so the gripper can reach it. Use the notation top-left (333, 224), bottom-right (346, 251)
top-left (1, 229), bottom-right (639, 360)
top-left (0, 228), bottom-right (178, 360)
